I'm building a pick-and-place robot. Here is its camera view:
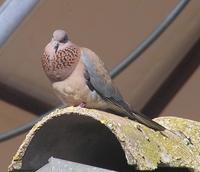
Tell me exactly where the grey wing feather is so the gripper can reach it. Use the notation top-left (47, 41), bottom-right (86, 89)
top-left (81, 48), bottom-right (124, 102)
top-left (81, 48), bottom-right (165, 131)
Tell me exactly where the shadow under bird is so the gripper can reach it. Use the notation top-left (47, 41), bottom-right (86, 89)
top-left (41, 29), bottom-right (165, 131)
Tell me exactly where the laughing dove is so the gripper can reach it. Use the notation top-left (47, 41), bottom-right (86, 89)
top-left (41, 29), bottom-right (165, 131)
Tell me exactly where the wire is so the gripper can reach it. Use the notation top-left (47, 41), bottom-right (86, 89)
top-left (110, 0), bottom-right (190, 78)
top-left (0, 0), bottom-right (190, 142)
top-left (0, 105), bottom-right (65, 142)
top-left (0, 115), bottom-right (44, 142)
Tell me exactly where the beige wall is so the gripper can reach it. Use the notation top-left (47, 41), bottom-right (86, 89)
top-left (0, 101), bottom-right (34, 171)
top-left (1, 0), bottom-right (200, 171)
top-left (1, 0), bottom-right (180, 106)
top-left (1, 0), bottom-right (200, 110)
top-left (162, 65), bottom-right (200, 120)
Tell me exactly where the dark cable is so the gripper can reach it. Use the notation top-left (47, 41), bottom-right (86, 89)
top-left (110, 0), bottom-right (190, 78)
top-left (0, 0), bottom-right (190, 142)
top-left (0, 115), bottom-right (44, 142)
top-left (0, 105), bottom-right (65, 142)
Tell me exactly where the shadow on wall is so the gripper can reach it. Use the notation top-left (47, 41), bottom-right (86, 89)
top-left (142, 38), bottom-right (200, 118)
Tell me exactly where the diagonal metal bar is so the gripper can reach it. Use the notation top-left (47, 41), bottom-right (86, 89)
top-left (0, 0), bottom-right (40, 47)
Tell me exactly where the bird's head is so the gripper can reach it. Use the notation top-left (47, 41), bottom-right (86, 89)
top-left (41, 29), bottom-right (80, 82)
top-left (52, 30), bottom-right (69, 53)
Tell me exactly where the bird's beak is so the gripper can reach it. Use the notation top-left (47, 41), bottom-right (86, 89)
top-left (54, 43), bottom-right (59, 53)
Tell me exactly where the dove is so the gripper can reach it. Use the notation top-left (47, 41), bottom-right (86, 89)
top-left (41, 29), bottom-right (165, 131)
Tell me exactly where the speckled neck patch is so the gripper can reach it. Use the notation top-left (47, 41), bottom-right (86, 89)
top-left (42, 45), bottom-right (81, 82)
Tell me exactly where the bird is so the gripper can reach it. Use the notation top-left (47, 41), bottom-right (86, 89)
top-left (41, 29), bottom-right (165, 131)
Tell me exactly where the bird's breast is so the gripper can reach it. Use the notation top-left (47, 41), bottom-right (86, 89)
top-left (52, 59), bottom-right (107, 109)
top-left (42, 44), bottom-right (80, 82)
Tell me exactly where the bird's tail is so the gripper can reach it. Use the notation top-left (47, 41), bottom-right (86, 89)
top-left (129, 110), bottom-right (165, 131)
top-left (107, 99), bottom-right (165, 131)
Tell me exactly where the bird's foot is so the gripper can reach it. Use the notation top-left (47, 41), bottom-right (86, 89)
top-left (77, 102), bottom-right (86, 108)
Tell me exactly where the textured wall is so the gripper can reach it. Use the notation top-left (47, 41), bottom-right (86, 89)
top-left (1, 1), bottom-right (200, 171)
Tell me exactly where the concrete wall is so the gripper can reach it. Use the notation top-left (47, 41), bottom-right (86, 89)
top-left (0, 0), bottom-right (200, 171)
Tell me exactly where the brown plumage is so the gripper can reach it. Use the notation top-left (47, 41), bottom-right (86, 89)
top-left (41, 29), bottom-right (165, 131)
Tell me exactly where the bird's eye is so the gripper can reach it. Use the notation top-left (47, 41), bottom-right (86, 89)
top-left (60, 35), bottom-right (68, 43)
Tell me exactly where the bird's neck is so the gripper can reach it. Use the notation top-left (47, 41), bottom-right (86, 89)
top-left (42, 42), bottom-right (81, 82)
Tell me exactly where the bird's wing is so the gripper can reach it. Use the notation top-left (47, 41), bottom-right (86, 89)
top-left (81, 48), bottom-right (126, 107)
top-left (81, 48), bottom-right (165, 131)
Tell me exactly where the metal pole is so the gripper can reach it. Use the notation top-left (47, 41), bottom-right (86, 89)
top-left (0, 0), bottom-right (40, 47)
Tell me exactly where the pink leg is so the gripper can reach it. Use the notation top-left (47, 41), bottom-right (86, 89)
top-left (76, 102), bottom-right (86, 108)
